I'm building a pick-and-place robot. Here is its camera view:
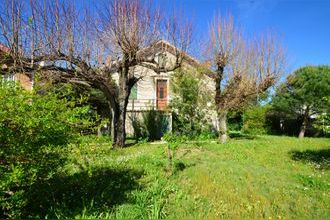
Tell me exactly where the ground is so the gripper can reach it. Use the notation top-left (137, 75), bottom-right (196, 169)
top-left (23, 135), bottom-right (329, 219)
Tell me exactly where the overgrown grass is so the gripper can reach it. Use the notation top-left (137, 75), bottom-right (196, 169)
top-left (17, 136), bottom-right (330, 219)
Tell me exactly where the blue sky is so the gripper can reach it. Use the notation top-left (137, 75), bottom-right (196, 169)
top-left (155, 0), bottom-right (330, 72)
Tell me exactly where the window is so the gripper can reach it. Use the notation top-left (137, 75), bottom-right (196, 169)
top-left (159, 87), bottom-right (164, 98)
top-left (129, 84), bottom-right (137, 100)
top-left (156, 80), bottom-right (168, 110)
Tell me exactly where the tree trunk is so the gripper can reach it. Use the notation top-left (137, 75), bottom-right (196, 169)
top-left (218, 111), bottom-right (228, 143)
top-left (97, 126), bottom-right (102, 137)
top-left (111, 64), bottom-right (131, 148)
top-left (112, 104), bottom-right (127, 148)
top-left (299, 106), bottom-right (309, 139)
top-left (214, 65), bottom-right (227, 143)
top-left (111, 107), bottom-right (118, 145)
top-left (298, 125), bottom-right (305, 139)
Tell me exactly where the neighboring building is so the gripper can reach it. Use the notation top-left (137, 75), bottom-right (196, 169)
top-left (0, 43), bottom-right (33, 91)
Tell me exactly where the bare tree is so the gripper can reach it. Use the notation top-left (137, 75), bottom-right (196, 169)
top-left (206, 14), bottom-right (285, 143)
top-left (0, 0), bottom-right (191, 147)
top-left (97, 0), bottom-right (192, 146)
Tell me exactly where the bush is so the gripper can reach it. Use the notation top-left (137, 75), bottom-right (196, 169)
top-left (130, 114), bottom-right (148, 141)
top-left (170, 69), bottom-right (214, 137)
top-left (130, 109), bottom-right (169, 141)
top-left (227, 111), bottom-right (243, 132)
top-left (143, 109), bottom-right (169, 141)
top-left (0, 81), bottom-right (93, 218)
top-left (311, 97), bottom-right (330, 136)
top-left (242, 106), bottom-right (270, 135)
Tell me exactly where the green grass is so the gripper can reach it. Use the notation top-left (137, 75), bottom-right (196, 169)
top-left (22, 135), bottom-right (330, 219)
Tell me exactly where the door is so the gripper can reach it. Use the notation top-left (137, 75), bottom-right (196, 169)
top-left (156, 80), bottom-right (167, 110)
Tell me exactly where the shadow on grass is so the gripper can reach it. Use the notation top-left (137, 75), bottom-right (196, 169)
top-left (229, 131), bottom-right (257, 140)
top-left (22, 167), bottom-right (143, 218)
top-left (125, 142), bottom-right (139, 148)
top-left (290, 148), bottom-right (330, 170)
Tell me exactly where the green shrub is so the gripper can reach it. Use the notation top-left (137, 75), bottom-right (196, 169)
top-left (0, 81), bottom-right (93, 218)
top-left (197, 131), bottom-right (217, 141)
top-left (170, 69), bottom-right (214, 137)
top-left (242, 106), bottom-right (270, 135)
top-left (130, 114), bottom-right (148, 141)
top-left (130, 109), bottom-right (169, 141)
top-left (313, 112), bottom-right (330, 136)
top-left (227, 111), bottom-right (243, 132)
top-left (143, 109), bottom-right (169, 141)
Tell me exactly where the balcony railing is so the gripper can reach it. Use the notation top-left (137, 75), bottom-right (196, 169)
top-left (127, 98), bottom-right (168, 111)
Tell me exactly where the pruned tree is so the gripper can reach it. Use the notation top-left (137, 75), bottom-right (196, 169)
top-left (0, 0), bottom-right (192, 147)
top-left (97, 0), bottom-right (192, 146)
top-left (206, 14), bottom-right (285, 143)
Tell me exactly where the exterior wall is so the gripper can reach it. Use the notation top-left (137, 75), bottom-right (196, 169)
top-left (15, 73), bottom-right (33, 91)
top-left (112, 50), bottom-right (201, 112)
top-left (127, 65), bottom-right (172, 111)
top-left (122, 50), bottom-right (220, 135)
top-left (123, 60), bottom-right (219, 135)
top-left (1, 73), bottom-right (33, 91)
top-left (125, 51), bottom-right (196, 111)
top-left (1, 45), bottom-right (33, 91)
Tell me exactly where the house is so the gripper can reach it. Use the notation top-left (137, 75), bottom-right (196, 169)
top-left (1, 40), bottom-right (218, 135)
top-left (109, 40), bottom-right (217, 135)
top-left (0, 43), bottom-right (33, 91)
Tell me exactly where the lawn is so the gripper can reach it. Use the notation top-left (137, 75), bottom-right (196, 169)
top-left (22, 135), bottom-right (329, 219)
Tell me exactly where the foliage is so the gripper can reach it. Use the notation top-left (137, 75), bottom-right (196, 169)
top-left (227, 111), bottom-right (243, 131)
top-left (35, 79), bottom-right (110, 135)
top-left (143, 110), bottom-right (169, 141)
top-left (242, 105), bottom-right (270, 135)
top-left (169, 69), bottom-right (214, 137)
top-left (196, 131), bottom-right (218, 140)
top-left (0, 0), bottom-right (192, 148)
top-left (266, 110), bottom-right (302, 136)
top-left (130, 109), bottom-right (169, 141)
top-left (313, 101), bottom-right (330, 136)
top-left (271, 65), bottom-right (330, 135)
top-left (130, 114), bottom-right (147, 141)
top-left (273, 65), bottom-right (330, 115)
top-left (0, 81), bottom-right (93, 218)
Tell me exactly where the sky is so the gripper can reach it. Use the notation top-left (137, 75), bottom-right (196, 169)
top-left (154, 0), bottom-right (330, 73)
top-left (1, 0), bottom-right (329, 73)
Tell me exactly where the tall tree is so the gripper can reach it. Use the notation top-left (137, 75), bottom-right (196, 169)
top-left (0, 0), bottom-right (191, 147)
top-left (272, 65), bottom-right (330, 138)
top-left (206, 14), bottom-right (285, 143)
